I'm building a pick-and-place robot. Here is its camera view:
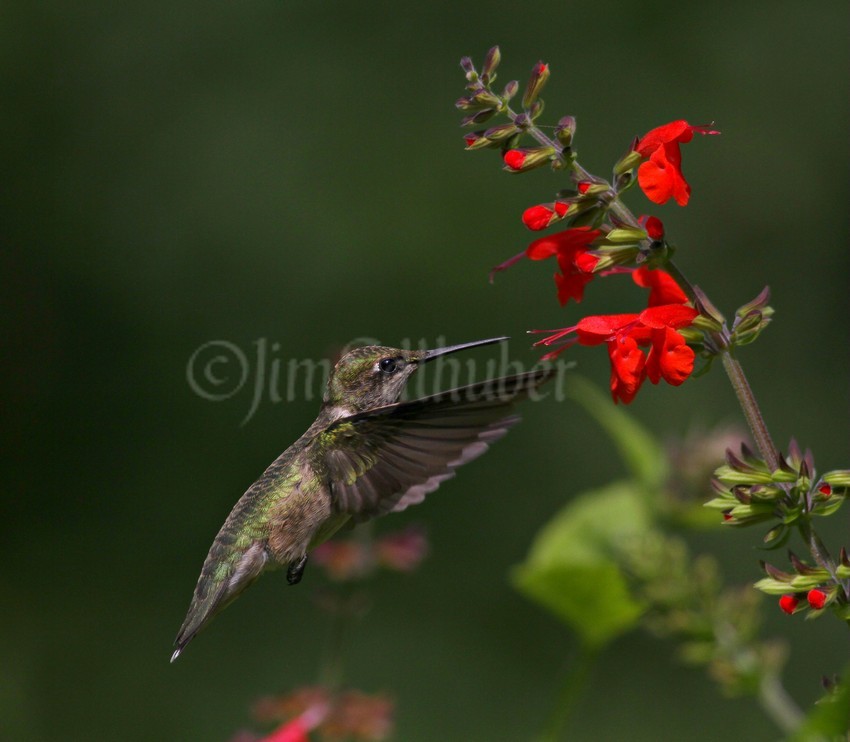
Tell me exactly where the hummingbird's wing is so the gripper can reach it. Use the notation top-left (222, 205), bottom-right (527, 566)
top-left (315, 368), bottom-right (554, 521)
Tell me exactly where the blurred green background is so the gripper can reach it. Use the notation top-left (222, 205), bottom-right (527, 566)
top-left (2, 1), bottom-right (848, 740)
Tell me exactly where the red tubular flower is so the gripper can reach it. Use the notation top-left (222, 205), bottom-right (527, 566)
top-left (807, 588), bottom-right (828, 610)
top-left (818, 483), bottom-right (832, 497)
top-left (778, 595), bottom-right (799, 615)
top-left (528, 227), bottom-right (601, 304)
top-left (522, 202), bottom-right (570, 231)
top-left (260, 717), bottom-right (310, 742)
top-left (632, 267), bottom-right (688, 306)
top-left (635, 120), bottom-right (719, 206)
top-left (503, 149), bottom-right (528, 170)
top-left (534, 269), bottom-right (696, 403)
top-left (490, 226), bottom-right (600, 300)
top-left (642, 215), bottom-right (665, 241)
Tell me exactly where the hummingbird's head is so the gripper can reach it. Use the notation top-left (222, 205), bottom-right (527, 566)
top-left (323, 337), bottom-right (509, 413)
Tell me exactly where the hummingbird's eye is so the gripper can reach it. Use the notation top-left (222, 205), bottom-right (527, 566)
top-left (378, 357), bottom-right (399, 374)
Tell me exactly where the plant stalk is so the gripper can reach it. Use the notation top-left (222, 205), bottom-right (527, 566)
top-left (539, 643), bottom-right (599, 742)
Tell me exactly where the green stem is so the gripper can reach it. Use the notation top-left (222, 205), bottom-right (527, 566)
top-left (318, 601), bottom-right (348, 691)
top-left (719, 350), bottom-right (781, 472)
top-left (798, 518), bottom-right (846, 598)
top-left (539, 643), bottom-right (599, 742)
top-left (758, 673), bottom-right (804, 734)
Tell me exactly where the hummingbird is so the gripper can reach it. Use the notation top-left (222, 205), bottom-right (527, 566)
top-left (171, 336), bottom-right (552, 661)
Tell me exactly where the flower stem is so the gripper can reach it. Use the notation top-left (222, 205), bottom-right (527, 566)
top-left (758, 673), bottom-right (804, 734)
top-left (719, 350), bottom-right (781, 472)
top-left (539, 643), bottom-right (599, 742)
top-left (798, 518), bottom-right (847, 599)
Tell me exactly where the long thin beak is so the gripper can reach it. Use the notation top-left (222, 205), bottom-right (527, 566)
top-left (422, 336), bottom-right (509, 362)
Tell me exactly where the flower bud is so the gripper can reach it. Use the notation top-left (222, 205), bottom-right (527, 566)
top-left (602, 226), bottom-right (647, 245)
top-left (521, 201), bottom-right (571, 231)
top-left (471, 88), bottom-right (503, 109)
top-left (503, 146), bottom-right (556, 173)
top-left (555, 116), bottom-right (576, 147)
top-left (463, 131), bottom-right (496, 151)
top-left (823, 469), bottom-right (850, 487)
top-left (807, 588), bottom-right (829, 610)
top-left (501, 80), bottom-right (519, 102)
top-left (614, 146), bottom-right (642, 176)
top-left (522, 61), bottom-right (550, 109)
top-left (460, 56), bottom-right (476, 81)
top-left (692, 286), bottom-right (726, 325)
top-left (481, 46), bottom-right (501, 82)
top-left (527, 99), bottom-right (545, 120)
top-left (482, 123), bottom-right (520, 143)
top-left (460, 109), bottom-right (497, 126)
top-left (778, 594), bottom-right (800, 614)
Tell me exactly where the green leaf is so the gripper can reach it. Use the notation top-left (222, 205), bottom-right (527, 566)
top-left (511, 481), bottom-right (650, 647)
top-left (788, 670), bottom-right (850, 742)
top-left (565, 376), bottom-right (667, 493)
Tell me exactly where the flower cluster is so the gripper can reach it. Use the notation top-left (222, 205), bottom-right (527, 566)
top-left (757, 551), bottom-right (850, 621)
top-left (231, 687), bottom-right (394, 742)
top-left (703, 441), bottom-right (850, 618)
top-left (457, 49), bottom-right (717, 404)
top-left (533, 267), bottom-right (698, 403)
top-left (311, 526), bottom-right (428, 581)
top-left (633, 120), bottom-right (719, 206)
top-left (705, 440), bottom-right (849, 531)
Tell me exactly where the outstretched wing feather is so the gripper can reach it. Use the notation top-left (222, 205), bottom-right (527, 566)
top-left (317, 369), bottom-right (553, 521)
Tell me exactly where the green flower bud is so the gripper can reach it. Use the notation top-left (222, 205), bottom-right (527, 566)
top-left (522, 61), bottom-right (550, 109)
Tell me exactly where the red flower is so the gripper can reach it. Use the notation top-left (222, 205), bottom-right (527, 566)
top-left (635, 120), bottom-right (719, 206)
top-left (490, 226), bottom-right (600, 303)
top-left (503, 149), bottom-right (528, 171)
top-left (641, 215), bottom-right (665, 241)
top-left (528, 227), bottom-right (601, 305)
top-left (463, 132), bottom-right (481, 148)
top-left (522, 202), bottom-right (570, 231)
top-left (818, 483), bottom-right (832, 497)
top-left (778, 595), bottom-right (799, 615)
top-left (533, 270), bottom-right (697, 403)
top-left (375, 526), bottom-right (429, 572)
top-left (807, 588), bottom-right (828, 610)
top-left (260, 718), bottom-right (310, 742)
top-left (525, 227), bottom-right (599, 260)
top-left (632, 267), bottom-right (688, 306)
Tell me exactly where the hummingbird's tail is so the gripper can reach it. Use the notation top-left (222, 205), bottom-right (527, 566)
top-left (171, 540), bottom-right (268, 662)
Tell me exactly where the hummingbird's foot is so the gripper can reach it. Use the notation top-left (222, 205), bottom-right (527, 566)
top-left (287, 554), bottom-right (308, 585)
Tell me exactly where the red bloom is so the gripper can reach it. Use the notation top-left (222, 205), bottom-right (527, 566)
top-left (527, 227), bottom-right (601, 305)
top-left (490, 226), bottom-right (600, 300)
top-left (635, 120), bottom-right (719, 206)
top-left (260, 718), bottom-right (310, 742)
top-left (642, 215), bottom-right (665, 241)
top-left (807, 588), bottom-right (828, 610)
top-left (522, 202), bottom-right (570, 231)
top-left (534, 269), bottom-right (696, 403)
top-left (632, 267), bottom-right (688, 306)
top-left (503, 149), bottom-right (528, 171)
top-left (778, 595), bottom-right (799, 615)
top-left (375, 526), bottom-right (429, 572)
top-left (818, 483), bottom-right (832, 497)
